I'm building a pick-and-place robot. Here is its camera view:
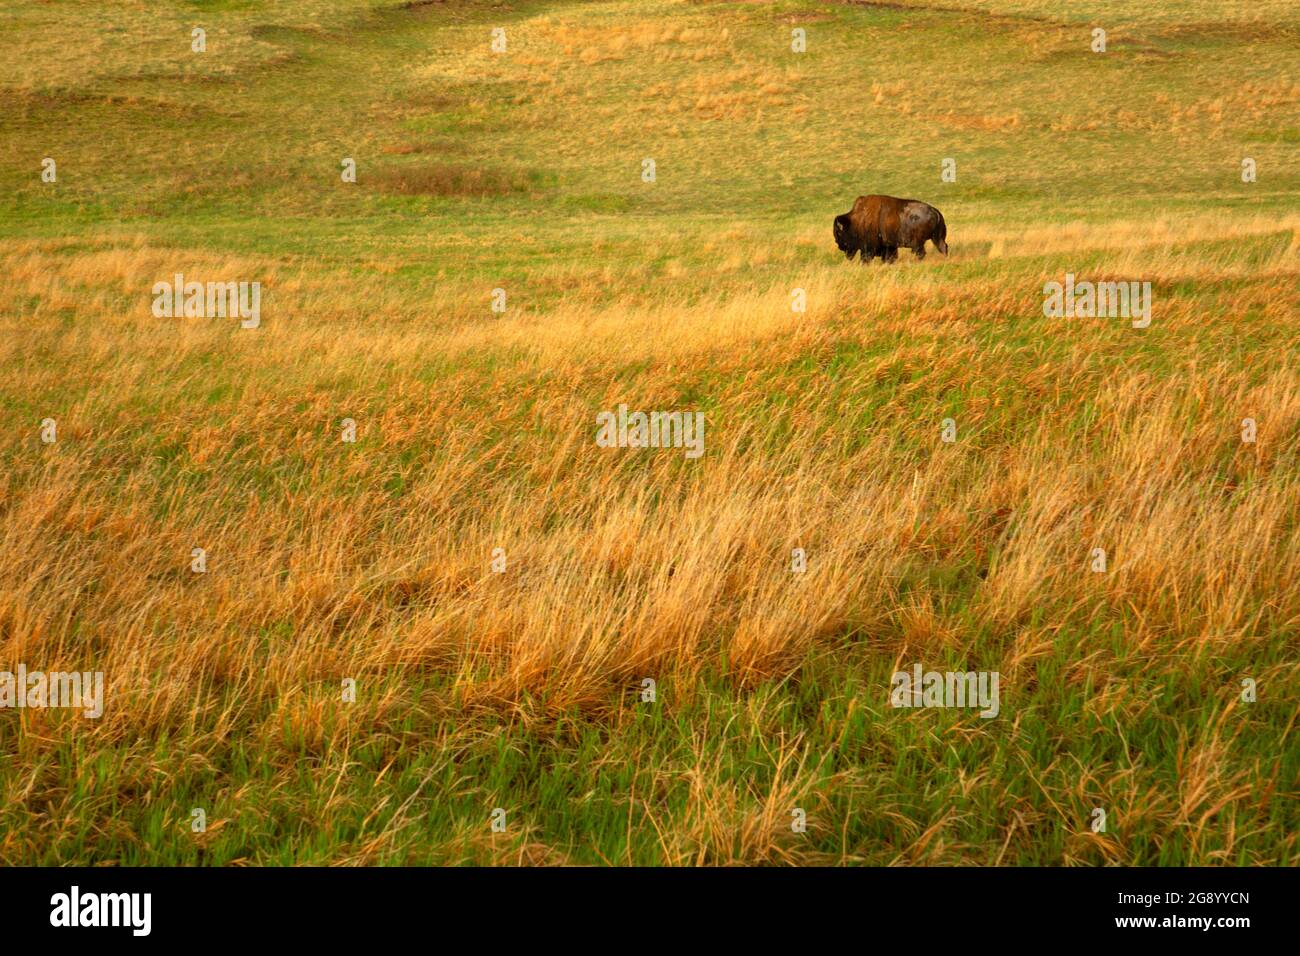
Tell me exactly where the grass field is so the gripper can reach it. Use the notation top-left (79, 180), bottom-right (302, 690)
top-left (1, 0), bottom-right (1297, 865)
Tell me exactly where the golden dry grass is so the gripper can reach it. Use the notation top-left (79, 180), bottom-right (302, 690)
top-left (0, 0), bottom-right (1296, 865)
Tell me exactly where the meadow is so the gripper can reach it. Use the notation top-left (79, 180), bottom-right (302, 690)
top-left (0, 0), bottom-right (1296, 865)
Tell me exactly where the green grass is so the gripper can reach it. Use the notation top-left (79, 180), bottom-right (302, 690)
top-left (0, 0), bottom-right (1296, 865)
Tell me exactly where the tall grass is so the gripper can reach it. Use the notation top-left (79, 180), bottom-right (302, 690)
top-left (0, 0), bottom-right (1296, 865)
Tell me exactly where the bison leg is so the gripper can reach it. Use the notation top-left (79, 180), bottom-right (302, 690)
top-left (912, 242), bottom-right (926, 260)
top-left (882, 246), bottom-right (899, 264)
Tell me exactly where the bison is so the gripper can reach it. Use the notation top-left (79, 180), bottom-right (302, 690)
top-left (833, 194), bottom-right (948, 264)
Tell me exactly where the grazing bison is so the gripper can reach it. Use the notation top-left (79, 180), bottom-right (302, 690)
top-left (833, 194), bottom-right (948, 264)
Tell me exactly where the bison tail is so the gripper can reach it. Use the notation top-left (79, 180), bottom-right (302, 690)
top-left (935, 211), bottom-right (949, 255)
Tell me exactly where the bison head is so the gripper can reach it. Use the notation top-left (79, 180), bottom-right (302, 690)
top-left (833, 214), bottom-right (855, 259)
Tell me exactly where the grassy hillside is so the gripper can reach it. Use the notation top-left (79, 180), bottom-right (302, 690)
top-left (0, 0), bottom-right (1296, 865)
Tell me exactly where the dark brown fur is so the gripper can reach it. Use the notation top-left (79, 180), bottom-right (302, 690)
top-left (833, 194), bottom-right (948, 264)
